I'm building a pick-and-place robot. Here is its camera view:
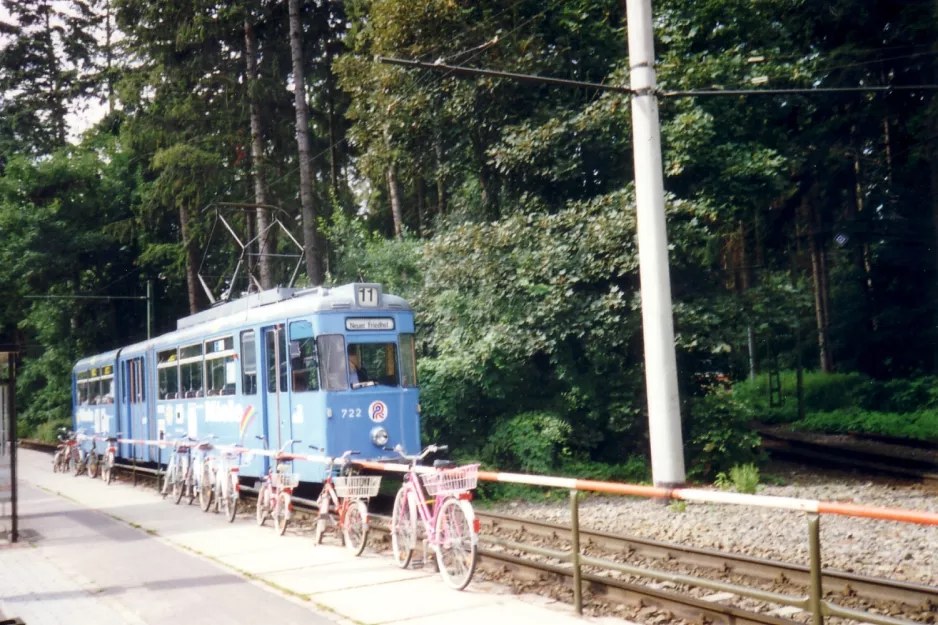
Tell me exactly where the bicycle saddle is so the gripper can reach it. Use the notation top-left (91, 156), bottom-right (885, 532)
top-left (433, 459), bottom-right (455, 469)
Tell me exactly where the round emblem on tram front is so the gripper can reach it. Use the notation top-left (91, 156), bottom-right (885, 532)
top-left (368, 400), bottom-right (388, 423)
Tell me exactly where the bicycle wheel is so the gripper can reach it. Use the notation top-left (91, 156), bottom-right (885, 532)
top-left (173, 460), bottom-right (185, 504)
top-left (273, 493), bottom-right (289, 536)
top-left (199, 463), bottom-right (213, 512)
top-left (313, 488), bottom-right (331, 545)
top-left (391, 487), bottom-right (417, 569)
top-left (435, 498), bottom-right (478, 591)
top-left (52, 451), bottom-right (60, 473)
top-left (256, 485), bottom-right (268, 526)
top-left (104, 452), bottom-right (115, 485)
top-left (186, 462), bottom-right (197, 506)
top-left (343, 499), bottom-right (369, 557)
top-left (160, 461), bottom-right (174, 497)
top-left (88, 453), bottom-right (98, 479)
top-left (225, 474), bottom-right (238, 523)
top-left (73, 451), bottom-right (83, 476)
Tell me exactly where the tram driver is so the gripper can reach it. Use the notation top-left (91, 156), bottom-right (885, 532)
top-left (348, 348), bottom-right (369, 385)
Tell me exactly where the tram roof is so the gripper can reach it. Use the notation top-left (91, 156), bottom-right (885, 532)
top-left (73, 283), bottom-right (411, 371)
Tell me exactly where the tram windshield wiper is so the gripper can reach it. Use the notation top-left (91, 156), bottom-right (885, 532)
top-left (351, 380), bottom-right (377, 389)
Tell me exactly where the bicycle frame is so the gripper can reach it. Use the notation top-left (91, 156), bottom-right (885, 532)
top-left (255, 438), bottom-right (300, 530)
top-left (401, 471), bottom-right (450, 551)
top-left (319, 451), bottom-right (363, 528)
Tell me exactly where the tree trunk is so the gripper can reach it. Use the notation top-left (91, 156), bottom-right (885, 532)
top-left (288, 0), bottom-right (322, 286)
top-left (435, 138), bottom-right (447, 215)
top-left (324, 0), bottom-right (340, 198)
top-left (472, 133), bottom-right (500, 219)
top-left (43, 9), bottom-right (66, 146)
top-left (105, 0), bottom-right (114, 113)
top-left (416, 176), bottom-right (426, 237)
top-left (803, 190), bottom-right (833, 372)
top-left (387, 163), bottom-right (404, 238)
top-left (848, 149), bottom-right (875, 340)
top-left (738, 220), bottom-right (758, 379)
top-left (178, 202), bottom-right (204, 315)
top-left (245, 19), bottom-right (274, 290)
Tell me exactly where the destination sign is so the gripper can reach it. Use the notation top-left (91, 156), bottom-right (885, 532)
top-left (345, 317), bottom-right (395, 331)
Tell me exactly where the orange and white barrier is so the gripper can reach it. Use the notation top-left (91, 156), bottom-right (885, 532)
top-left (108, 437), bottom-right (938, 527)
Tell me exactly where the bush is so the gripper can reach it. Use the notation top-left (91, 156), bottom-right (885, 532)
top-left (715, 463), bottom-right (760, 494)
top-left (482, 411), bottom-right (572, 474)
top-left (733, 370), bottom-right (873, 423)
top-left (793, 409), bottom-right (938, 441)
top-left (686, 391), bottom-right (764, 479)
top-left (35, 418), bottom-right (71, 443)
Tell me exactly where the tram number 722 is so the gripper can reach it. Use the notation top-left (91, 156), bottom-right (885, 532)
top-left (341, 408), bottom-right (362, 419)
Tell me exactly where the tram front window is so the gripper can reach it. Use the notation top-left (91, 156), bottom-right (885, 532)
top-left (348, 343), bottom-right (399, 388)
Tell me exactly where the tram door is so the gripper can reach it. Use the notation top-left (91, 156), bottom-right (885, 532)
top-left (127, 357), bottom-right (153, 462)
top-left (262, 326), bottom-right (293, 461)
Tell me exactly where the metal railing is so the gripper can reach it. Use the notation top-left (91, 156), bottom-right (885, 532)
top-left (481, 489), bottom-right (925, 625)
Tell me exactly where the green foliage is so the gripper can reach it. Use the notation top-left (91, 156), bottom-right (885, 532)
top-left (793, 409), bottom-right (938, 442)
top-left (721, 464), bottom-right (760, 494)
top-left (735, 371), bottom-right (938, 441)
top-left (482, 411), bottom-right (572, 475)
top-left (686, 391), bottom-right (764, 479)
top-left (35, 418), bottom-right (72, 444)
top-left (733, 371), bottom-right (872, 423)
top-left (670, 500), bottom-right (687, 513)
top-left (321, 211), bottom-right (423, 300)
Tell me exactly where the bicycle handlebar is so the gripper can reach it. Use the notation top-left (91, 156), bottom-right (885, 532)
top-left (384, 444), bottom-right (448, 465)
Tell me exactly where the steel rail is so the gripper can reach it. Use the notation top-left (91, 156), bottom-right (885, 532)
top-left (477, 511), bottom-right (938, 608)
top-left (361, 518), bottom-right (800, 625)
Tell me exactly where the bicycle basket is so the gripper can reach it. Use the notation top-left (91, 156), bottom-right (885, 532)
top-left (333, 475), bottom-right (382, 499)
top-left (419, 464), bottom-right (479, 496)
top-left (272, 472), bottom-right (300, 488)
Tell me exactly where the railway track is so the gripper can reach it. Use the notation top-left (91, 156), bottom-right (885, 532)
top-left (477, 511), bottom-right (938, 608)
top-left (758, 430), bottom-right (938, 486)
top-left (21, 439), bottom-right (938, 625)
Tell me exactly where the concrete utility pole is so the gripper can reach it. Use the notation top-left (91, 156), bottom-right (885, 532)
top-left (625, 0), bottom-right (686, 486)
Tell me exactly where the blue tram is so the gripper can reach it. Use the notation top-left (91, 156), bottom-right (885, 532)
top-left (71, 283), bottom-right (421, 482)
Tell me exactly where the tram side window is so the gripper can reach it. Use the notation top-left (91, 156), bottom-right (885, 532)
top-left (241, 331), bottom-right (257, 395)
top-left (77, 371), bottom-right (91, 405)
top-left (88, 368), bottom-right (102, 404)
top-left (158, 348), bottom-right (179, 400)
top-left (100, 365), bottom-right (114, 404)
top-left (266, 328), bottom-right (288, 393)
top-left (205, 336), bottom-right (236, 396)
top-left (180, 344), bottom-right (204, 398)
top-left (317, 335), bottom-right (347, 391)
top-left (289, 321), bottom-right (319, 392)
top-left (399, 333), bottom-right (418, 388)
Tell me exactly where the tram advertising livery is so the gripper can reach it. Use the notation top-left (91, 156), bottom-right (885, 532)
top-left (70, 283), bottom-right (421, 483)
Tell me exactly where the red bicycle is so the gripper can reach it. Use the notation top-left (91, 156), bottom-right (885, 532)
top-left (101, 434), bottom-right (121, 484)
top-left (313, 448), bottom-right (381, 556)
top-left (255, 437), bottom-right (301, 536)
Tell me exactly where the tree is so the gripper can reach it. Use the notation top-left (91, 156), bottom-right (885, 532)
top-left (0, 0), bottom-right (101, 160)
top-left (244, 16), bottom-right (275, 290)
top-left (288, 0), bottom-right (322, 286)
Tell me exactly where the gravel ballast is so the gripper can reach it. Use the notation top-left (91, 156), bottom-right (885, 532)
top-left (487, 463), bottom-right (937, 587)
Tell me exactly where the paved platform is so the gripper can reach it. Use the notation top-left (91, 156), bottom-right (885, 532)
top-left (4, 449), bottom-right (613, 625)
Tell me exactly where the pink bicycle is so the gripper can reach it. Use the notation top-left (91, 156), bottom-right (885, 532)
top-left (388, 444), bottom-right (480, 590)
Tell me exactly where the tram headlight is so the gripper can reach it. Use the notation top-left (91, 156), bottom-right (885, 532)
top-left (371, 426), bottom-right (389, 448)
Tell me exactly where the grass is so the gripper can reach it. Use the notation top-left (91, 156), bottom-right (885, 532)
top-left (793, 408), bottom-right (938, 441)
top-left (734, 370), bottom-right (938, 442)
top-left (669, 500), bottom-right (687, 513)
